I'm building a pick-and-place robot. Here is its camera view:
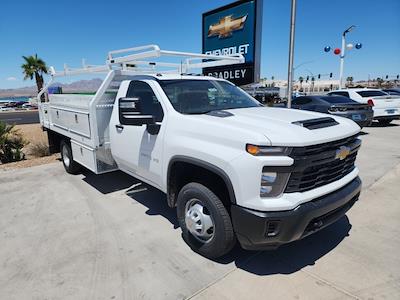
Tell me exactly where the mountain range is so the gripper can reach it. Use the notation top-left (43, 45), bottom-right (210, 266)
top-left (0, 78), bottom-right (103, 98)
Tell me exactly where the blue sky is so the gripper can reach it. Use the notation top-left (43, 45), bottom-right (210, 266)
top-left (1, 0), bottom-right (399, 89)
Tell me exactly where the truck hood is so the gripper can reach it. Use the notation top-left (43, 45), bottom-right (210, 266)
top-left (196, 107), bottom-right (360, 147)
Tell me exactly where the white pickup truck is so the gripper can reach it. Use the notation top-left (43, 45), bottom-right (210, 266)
top-left (328, 88), bottom-right (400, 125)
top-left (38, 45), bottom-right (362, 258)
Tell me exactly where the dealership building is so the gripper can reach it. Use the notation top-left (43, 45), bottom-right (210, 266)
top-left (261, 78), bottom-right (340, 93)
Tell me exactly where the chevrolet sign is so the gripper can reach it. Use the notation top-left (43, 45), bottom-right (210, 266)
top-left (208, 15), bottom-right (248, 38)
top-left (202, 0), bottom-right (263, 86)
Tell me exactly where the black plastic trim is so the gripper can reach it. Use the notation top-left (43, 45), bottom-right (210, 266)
top-left (167, 156), bottom-right (237, 205)
top-left (231, 176), bottom-right (362, 250)
top-left (280, 135), bottom-right (361, 193)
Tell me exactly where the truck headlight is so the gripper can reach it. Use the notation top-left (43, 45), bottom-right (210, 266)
top-left (260, 171), bottom-right (290, 197)
top-left (246, 145), bottom-right (292, 156)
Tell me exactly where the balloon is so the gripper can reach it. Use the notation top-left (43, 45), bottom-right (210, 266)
top-left (324, 46), bottom-right (331, 52)
top-left (355, 43), bottom-right (362, 49)
top-left (346, 43), bottom-right (354, 50)
top-left (334, 48), bottom-right (341, 55)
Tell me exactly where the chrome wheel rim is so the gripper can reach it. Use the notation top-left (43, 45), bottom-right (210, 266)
top-left (62, 145), bottom-right (70, 167)
top-left (185, 199), bottom-right (215, 243)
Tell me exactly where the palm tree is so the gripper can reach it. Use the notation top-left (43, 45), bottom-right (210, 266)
top-left (346, 76), bottom-right (354, 87)
top-left (21, 54), bottom-right (48, 101)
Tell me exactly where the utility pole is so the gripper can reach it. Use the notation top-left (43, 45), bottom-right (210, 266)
top-left (286, 0), bottom-right (297, 108)
top-left (339, 25), bottom-right (356, 89)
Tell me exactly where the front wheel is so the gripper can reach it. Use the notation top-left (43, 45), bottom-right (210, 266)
top-left (177, 182), bottom-right (235, 259)
top-left (60, 140), bottom-right (81, 174)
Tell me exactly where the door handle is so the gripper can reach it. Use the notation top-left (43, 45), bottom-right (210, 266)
top-left (115, 124), bottom-right (124, 130)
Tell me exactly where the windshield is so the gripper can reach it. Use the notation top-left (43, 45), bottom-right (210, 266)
top-left (356, 90), bottom-right (387, 97)
top-left (159, 79), bottom-right (261, 114)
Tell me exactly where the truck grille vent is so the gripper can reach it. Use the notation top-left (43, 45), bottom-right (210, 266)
top-left (292, 117), bottom-right (339, 130)
top-left (285, 134), bottom-right (360, 193)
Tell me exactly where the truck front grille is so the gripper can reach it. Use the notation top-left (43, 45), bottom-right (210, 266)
top-left (285, 134), bottom-right (360, 193)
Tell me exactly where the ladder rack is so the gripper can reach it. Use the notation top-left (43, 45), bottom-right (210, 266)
top-left (49, 44), bottom-right (245, 78)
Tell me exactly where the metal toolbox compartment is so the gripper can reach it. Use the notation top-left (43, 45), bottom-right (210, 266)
top-left (71, 140), bottom-right (96, 172)
top-left (50, 107), bottom-right (91, 138)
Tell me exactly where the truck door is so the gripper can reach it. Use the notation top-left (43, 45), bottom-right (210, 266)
top-left (110, 80), bottom-right (165, 188)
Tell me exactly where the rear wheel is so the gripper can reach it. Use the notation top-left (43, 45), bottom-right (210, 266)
top-left (60, 140), bottom-right (81, 174)
top-left (378, 119), bottom-right (392, 126)
top-left (177, 182), bottom-right (235, 258)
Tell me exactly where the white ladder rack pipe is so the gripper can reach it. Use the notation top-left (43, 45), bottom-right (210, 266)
top-left (47, 44), bottom-right (245, 78)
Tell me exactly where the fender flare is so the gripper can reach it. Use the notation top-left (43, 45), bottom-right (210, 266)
top-left (167, 155), bottom-right (237, 205)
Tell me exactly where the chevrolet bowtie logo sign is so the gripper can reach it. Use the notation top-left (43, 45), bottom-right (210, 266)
top-left (335, 146), bottom-right (351, 161)
top-left (208, 14), bottom-right (248, 38)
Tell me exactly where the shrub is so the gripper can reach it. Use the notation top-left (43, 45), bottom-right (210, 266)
top-left (0, 121), bottom-right (28, 163)
top-left (29, 141), bottom-right (50, 157)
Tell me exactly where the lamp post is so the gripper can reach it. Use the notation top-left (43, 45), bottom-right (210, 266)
top-left (286, 0), bottom-right (297, 108)
top-left (339, 25), bottom-right (356, 89)
top-left (324, 28), bottom-right (361, 89)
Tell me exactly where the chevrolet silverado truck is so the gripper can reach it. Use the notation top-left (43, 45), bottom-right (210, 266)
top-left (38, 45), bottom-right (362, 258)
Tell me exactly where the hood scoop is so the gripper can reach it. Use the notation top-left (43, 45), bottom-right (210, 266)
top-left (292, 117), bottom-right (339, 130)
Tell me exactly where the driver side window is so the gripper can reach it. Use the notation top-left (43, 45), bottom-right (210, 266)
top-left (126, 81), bottom-right (164, 122)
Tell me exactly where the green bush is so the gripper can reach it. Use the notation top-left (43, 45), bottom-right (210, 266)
top-left (0, 121), bottom-right (27, 163)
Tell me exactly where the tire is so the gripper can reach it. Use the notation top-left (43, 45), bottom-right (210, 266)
top-left (60, 140), bottom-right (81, 174)
top-left (378, 119), bottom-right (392, 126)
top-left (177, 182), bottom-right (235, 259)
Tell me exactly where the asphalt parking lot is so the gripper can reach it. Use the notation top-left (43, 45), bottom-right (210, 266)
top-left (0, 110), bottom-right (39, 125)
top-left (0, 121), bottom-right (399, 300)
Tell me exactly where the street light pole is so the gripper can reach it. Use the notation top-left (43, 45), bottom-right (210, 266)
top-left (286, 0), bottom-right (297, 108)
top-left (339, 25), bottom-right (355, 89)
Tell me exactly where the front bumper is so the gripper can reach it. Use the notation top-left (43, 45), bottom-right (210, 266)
top-left (231, 176), bottom-right (361, 250)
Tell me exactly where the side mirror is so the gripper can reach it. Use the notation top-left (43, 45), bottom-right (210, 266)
top-left (119, 97), bottom-right (154, 126)
top-left (146, 123), bottom-right (161, 135)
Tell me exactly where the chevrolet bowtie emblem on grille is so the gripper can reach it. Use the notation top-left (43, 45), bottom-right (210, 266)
top-left (208, 14), bottom-right (248, 38)
top-left (335, 146), bottom-right (351, 160)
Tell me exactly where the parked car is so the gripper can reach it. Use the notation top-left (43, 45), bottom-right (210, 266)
top-left (291, 95), bottom-right (373, 128)
top-left (38, 45), bottom-right (362, 258)
top-left (0, 106), bottom-right (13, 111)
top-left (21, 103), bottom-right (38, 110)
top-left (383, 88), bottom-right (400, 96)
top-left (327, 88), bottom-right (400, 125)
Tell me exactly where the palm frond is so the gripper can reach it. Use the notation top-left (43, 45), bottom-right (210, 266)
top-left (21, 54), bottom-right (48, 81)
